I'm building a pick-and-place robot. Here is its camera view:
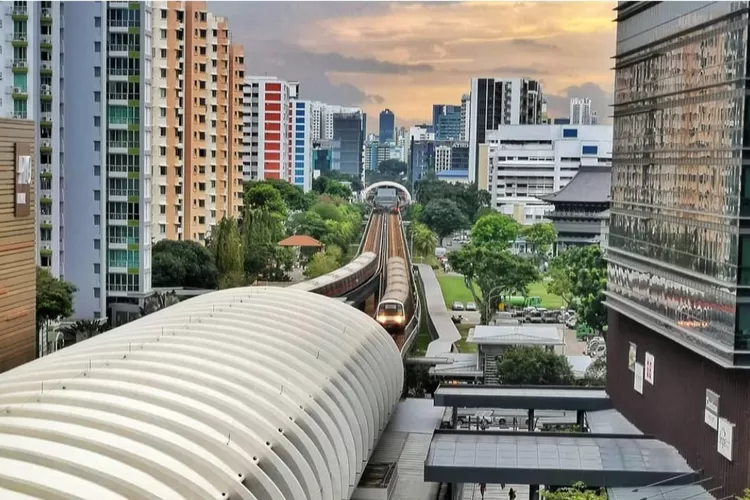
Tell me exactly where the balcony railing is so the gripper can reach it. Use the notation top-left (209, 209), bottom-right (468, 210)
top-left (108, 19), bottom-right (139, 28)
top-left (109, 236), bottom-right (140, 245)
top-left (108, 68), bottom-right (139, 77)
top-left (108, 141), bottom-right (139, 149)
top-left (12, 33), bottom-right (27, 42)
top-left (40, 35), bottom-right (52, 45)
top-left (11, 5), bottom-right (27, 15)
top-left (13, 59), bottom-right (28, 69)
top-left (107, 213), bottom-right (128, 220)
top-left (107, 93), bottom-right (129, 101)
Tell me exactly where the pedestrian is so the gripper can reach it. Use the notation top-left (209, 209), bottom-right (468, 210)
top-left (509, 487), bottom-right (517, 500)
top-left (501, 483), bottom-right (506, 490)
top-left (479, 483), bottom-right (487, 500)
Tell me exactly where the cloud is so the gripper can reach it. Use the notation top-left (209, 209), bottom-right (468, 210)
top-left (510, 38), bottom-right (559, 51)
top-left (545, 82), bottom-right (613, 123)
top-left (482, 66), bottom-right (551, 76)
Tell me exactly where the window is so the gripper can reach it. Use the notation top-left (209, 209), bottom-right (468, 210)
top-left (94, 263), bottom-right (100, 274)
top-left (562, 128), bottom-right (578, 138)
top-left (94, 214), bottom-right (100, 225)
top-left (94, 288), bottom-right (100, 298)
top-left (94, 91), bottom-right (100, 103)
top-left (94, 16), bottom-right (101, 28)
top-left (94, 190), bottom-right (100, 201)
top-left (94, 141), bottom-right (100, 152)
top-left (582, 145), bottom-right (598, 155)
top-left (94, 67), bottom-right (100, 77)
top-left (161, 9), bottom-right (167, 19)
top-left (94, 165), bottom-right (100, 176)
top-left (739, 236), bottom-right (750, 285)
top-left (94, 116), bottom-right (100, 127)
top-left (160, 68), bottom-right (166, 78)
top-left (160, 29), bottom-right (167, 39)
top-left (94, 239), bottom-right (100, 250)
top-left (94, 41), bottom-right (101, 52)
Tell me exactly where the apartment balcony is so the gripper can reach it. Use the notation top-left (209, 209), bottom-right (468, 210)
top-left (10, 58), bottom-right (28, 73)
top-left (107, 212), bottom-right (129, 226)
top-left (40, 188), bottom-right (52, 200)
top-left (11, 86), bottom-right (28, 100)
top-left (40, 34), bottom-right (52, 48)
top-left (107, 93), bottom-right (128, 105)
top-left (10, 4), bottom-right (28, 21)
top-left (40, 245), bottom-right (53, 258)
top-left (39, 216), bottom-right (53, 230)
top-left (10, 32), bottom-right (27, 47)
top-left (39, 164), bottom-right (52, 177)
top-left (40, 8), bottom-right (52, 23)
top-left (108, 44), bottom-right (130, 58)
top-left (40, 84), bottom-right (52, 101)
top-left (108, 1), bottom-right (129, 8)
top-left (107, 67), bottom-right (130, 82)
top-left (40, 61), bottom-right (53, 75)
top-left (40, 112), bottom-right (52, 127)
top-left (40, 139), bottom-right (52, 153)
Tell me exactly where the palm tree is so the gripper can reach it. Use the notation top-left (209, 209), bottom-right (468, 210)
top-left (411, 223), bottom-right (438, 262)
top-left (139, 290), bottom-right (180, 317)
top-left (58, 319), bottom-right (110, 350)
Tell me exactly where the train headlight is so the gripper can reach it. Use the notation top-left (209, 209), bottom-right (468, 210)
top-left (377, 315), bottom-right (386, 322)
top-left (395, 315), bottom-right (404, 323)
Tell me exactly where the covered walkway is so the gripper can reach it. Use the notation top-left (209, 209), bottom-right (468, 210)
top-left (415, 264), bottom-right (461, 357)
top-left (0, 287), bottom-right (403, 500)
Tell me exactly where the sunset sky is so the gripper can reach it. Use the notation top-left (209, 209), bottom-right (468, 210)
top-left (211, 1), bottom-right (617, 132)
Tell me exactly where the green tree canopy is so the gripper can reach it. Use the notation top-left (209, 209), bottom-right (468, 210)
top-left (244, 179), bottom-right (310, 212)
top-left (324, 180), bottom-right (353, 199)
top-left (304, 246), bottom-right (343, 278)
top-left (243, 182), bottom-right (287, 215)
top-left (470, 212), bottom-right (520, 250)
top-left (551, 245), bottom-right (607, 331)
top-left (241, 206), bottom-right (287, 281)
top-left (497, 346), bottom-right (575, 385)
top-left (210, 217), bottom-right (245, 289)
top-left (414, 179), bottom-right (490, 222)
top-left (521, 222), bottom-right (557, 256)
top-left (542, 483), bottom-right (607, 500)
top-left (450, 244), bottom-right (539, 324)
top-left (378, 158), bottom-right (407, 177)
top-left (152, 240), bottom-right (219, 289)
top-left (58, 319), bottom-right (109, 349)
top-left (411, 222), bottom-right (438, 261)
top-left (421, 198), bottom-right (470, 244)
top-left (36, 267), bottom-right (77, 331)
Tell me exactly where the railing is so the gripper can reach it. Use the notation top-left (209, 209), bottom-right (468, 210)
top-left (108, 141), bottom-right (139, 149)
top-left (109, 237), bottom-right (139, 245)
top-left (400, 212), bottom-right (421, 358)
top-left (107, 213), bottom-right (128, 220)
top-left (109, 44), bottom-right (130, 52)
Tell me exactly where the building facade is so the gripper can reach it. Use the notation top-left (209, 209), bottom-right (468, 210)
top-left (606, 3), bottom-right (750, 497)
top-left (151, 1), bottom-right (245, 243)
top-left (468, 77), bottom-right (546, 182)
top-left (291, 99), bottom-right (312, 191)
top-left (432, 104), bottom-right (461, 140)
top-left (434, 141), bottom-right (469, 172)
top-left (331, 111), bottom-right (363, 177)
top-left (378, 108), bottom-right (395, 142)
top-left (569, 97), bottom-right (598, 125)
top-left (485, 124), bottom-right (612, 224)
top-left (460, 92), bottom-right (470, 141)
top-left (0, 118), bottom-right (36, 371)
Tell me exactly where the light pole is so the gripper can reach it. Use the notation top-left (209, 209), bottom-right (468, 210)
top-left (484, 285), bottom-right (505, 325)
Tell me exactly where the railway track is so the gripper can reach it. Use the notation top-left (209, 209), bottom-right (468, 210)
top-left (362, 213), bottom-right (384, 254)
top-left (381, 213), bottom-right (411, 350)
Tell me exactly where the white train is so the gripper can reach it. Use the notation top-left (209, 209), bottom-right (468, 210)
top-left (376, 257), bottom-right (412, 333)
top-left (291, 251), bottom-right (379, 297)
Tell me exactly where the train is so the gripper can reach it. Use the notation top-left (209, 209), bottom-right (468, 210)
top-left (375, 257), bottom-right (412, 333)
top-left (291, 251), bottom-right (378, 297)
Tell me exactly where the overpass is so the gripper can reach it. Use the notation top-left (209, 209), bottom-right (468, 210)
top-left (363, 181), bottom-right (412, 206)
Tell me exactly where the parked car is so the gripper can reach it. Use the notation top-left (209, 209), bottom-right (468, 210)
top-left (452, 301), bottom-right (465, 311)
top-left (466, 302), bottom-right (477, 311)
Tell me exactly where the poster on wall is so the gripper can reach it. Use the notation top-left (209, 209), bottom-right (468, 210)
top-left (14, 142), bottom-right (32, 218)
top-left (633, 362), bottom-right (644, 394)
top-left (644, 352), bottom-right (655, 384)
top-left (628, 343), bottom-right (637, 372)
top-left (705, 389), bottom-right (720, 430)
top-left (717, 417), bottom-right (734, 461)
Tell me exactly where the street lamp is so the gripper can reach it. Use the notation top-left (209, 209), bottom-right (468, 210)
top-left (484, 285), bottom-right (505, 325)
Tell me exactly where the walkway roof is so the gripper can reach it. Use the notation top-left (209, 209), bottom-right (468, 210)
top-left (433, 385), bottom-right (612, 411)
top-left (415, 264), bottom-right (461, 357)
top-left (0, 287), bottom-right (403, 500)
top-left (424, 430), bottom-right (697, 487)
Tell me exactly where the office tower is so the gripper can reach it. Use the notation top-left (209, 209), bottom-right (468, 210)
top-left (0, 118), bottom-right (36, 370)
top-left (607, 3), bottom-right (750, 497)
top-left (460, 93), bottom-right (470, 141)
top-left (484, 124), bottom-right (612, 224)
top-left (242, 76), bottom-right (294, 181)
top-left (569, 97), bottom-right (594, 125)
top-left (468, 77), bottom-right (545, 182)
top-left (291, 100), bottom-right (313, 191)
top-left (332, 111), bottom-right (363, 176)
top-left (432, 104), bottom-right (461, 140)
top-left (150, 1), bottom-right (245, 243)
top-left (378, 108), bottom-right (395, 142)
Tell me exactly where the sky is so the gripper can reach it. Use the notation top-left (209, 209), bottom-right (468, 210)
top-left (210, 1), bottom-right (616, 133)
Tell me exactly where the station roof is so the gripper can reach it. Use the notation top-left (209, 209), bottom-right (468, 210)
top-left (608, 486), bottom-right (715, 500)
top-left (537, 166), bottom-right (612, 205)
top-left (433, 385), bottom-right (612, 411)
top-left (424, 430), bottom-right (697, 487)
top-left (0, 287), bottom-right (403, 500)
top-left (468, 325), bottom-right (564, 346)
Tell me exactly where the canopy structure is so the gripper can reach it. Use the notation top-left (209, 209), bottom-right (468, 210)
top-left (0, 287), bottom-right (403, 500)
top-left (278, 234), bottom-right (324, 248)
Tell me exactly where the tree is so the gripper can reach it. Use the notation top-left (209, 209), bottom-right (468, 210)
top-left (152, 240), bottom-right (219, 289)
top-left (312, 175), bottom-right (330, 195)
top-left (304, 246), bottom-right (343, 278)
top-left (140, 290), bottom-right (180, 317)
top-left (542, 483), bottom-right (607, 500)
top-left (450, 244), bottom-right (539, 324)
top-left (583, 357), bottom-right (606, 386)
top-left (58, 319), bottom-right (109, 349)
top-left (552, 245), bottom-right (607, 331)
top-left (378, 158), bottom-right (407, 177)
top-left (521, 222), bottom-right (557, 256)
top-left (241, 207), bottom-right (289, 281)
top-left (414, 179), bottom-right (490, 223)
top-left (36, 267), bottom-right (77, 339)
top-left (411, 222), bottom-right (438, 261)
top-left (324, 180), bottom-right (353, 200)
top-left (243, 182), bottom-right (287, 215)
top-left (421, 198), bottom-right (469, 244)
top-left (497, 346), bottom-right (575, 385)
top-left (210, 217), bottom-right (246, 289)
top-left (740, 489), bottom-right (750, 500)
top-left (470, 212), bottom-right (519, 250)
top-left (547, 262), bottom-right (573, 307)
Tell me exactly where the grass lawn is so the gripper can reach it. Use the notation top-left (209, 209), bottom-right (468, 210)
top-left (455, 323), bottom-right (477, 353)
top-left (437, 273), bottom-right (562, 309)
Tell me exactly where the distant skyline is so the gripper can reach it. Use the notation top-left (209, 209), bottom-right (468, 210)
top-left (211, 1), bottom-right (616, 133)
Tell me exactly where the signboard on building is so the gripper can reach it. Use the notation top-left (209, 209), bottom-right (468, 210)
top-left (628, 342), bottom-right (637, 372)
top-left (717, 417), bottom-right (734, 461)
top-left (14, 143), bottom-right (31, 217)
top-left (705, 389), bottom-right (719, 430)
top-left (633, 362), bottom-right (644, 394)
top-left (644, 352), bottom-right (655, 384)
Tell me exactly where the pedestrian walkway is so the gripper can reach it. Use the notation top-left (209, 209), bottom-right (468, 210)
top-left (463, 483), bottom-right (529, 500)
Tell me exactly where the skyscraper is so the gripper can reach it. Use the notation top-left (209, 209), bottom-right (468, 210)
top-left (468, 77), bottom-right (545, 182)
top-left (607, 2), bottom-right (750, 496)
top-left (332, 111), bottom-right (363, 177)
top-left (291, 100), bottom-right (313, 191)
top-left (460, 93), bottom-right (470, 141)
top-left (432, 104), bottom-right (462, 140)
top-left (378, 108), bottom-right (395, 142)
top-left (569, 97), bottom-right (597, 125)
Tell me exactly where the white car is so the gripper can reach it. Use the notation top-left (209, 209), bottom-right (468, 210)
top-left (466, 302), bottom-right (477, 311)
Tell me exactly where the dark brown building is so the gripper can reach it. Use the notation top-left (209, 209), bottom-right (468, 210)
top-left (607, 2), bottom-right (750, 497)
top-left (0, 119), bottom-right (36, 372)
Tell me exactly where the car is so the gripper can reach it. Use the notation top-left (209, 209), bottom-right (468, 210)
top-left (452, 301), bottom-right (465, 311)
top-left (466, 302), bottom-right (477, 311)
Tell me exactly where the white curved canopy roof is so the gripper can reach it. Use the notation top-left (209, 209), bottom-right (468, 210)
top-left (364, 181), bottom-right (412, 203)
top-left (0, 287), bottom-right (403, 500)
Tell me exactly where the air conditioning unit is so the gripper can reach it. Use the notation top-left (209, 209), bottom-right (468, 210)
top-left (41, 140), bottom-right (51, 148)
top-left (12, 86), bottom-right (22, 94)
top-left (41, 84), bottom-right (51, 93)
top-left (41, 62), bottom-right (51, 70)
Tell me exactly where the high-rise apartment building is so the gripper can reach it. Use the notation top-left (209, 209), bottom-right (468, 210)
top-left (150, 1), bottom-right (244, 243)
top-left (468, 77), bottom-right (545, 182)
top-left (378, 108), bottom-right (395, 142)
top-left (460, 93), bottom-right (470, 141)
top-left (432, 104), bottom-right (461, 140)
top-left (607, 3), bottom-right (750, 497)
top-left (569, 97), bottom-right (598, 125)
top-left (291, 99), bottom-right (312, 191)
top-left (332, 111), bottom-right (364, 177)
top-left (242, 76), bottom-right (295, 182)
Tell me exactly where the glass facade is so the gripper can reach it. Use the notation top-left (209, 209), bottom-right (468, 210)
top-left (609, 2), bottom-right (750, 365)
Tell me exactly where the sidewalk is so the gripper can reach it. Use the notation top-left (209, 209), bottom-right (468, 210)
top-left (463, 484), bottom-right (530, 500)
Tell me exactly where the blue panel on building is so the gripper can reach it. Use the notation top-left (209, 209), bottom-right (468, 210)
top-left (295, 132), bottom-right (304, 140)
top-left (562, 128), bottom-right (578, 138)
top-left (582, 145), bottom-right (599, 155)
top-left (294, 176), bottom-right (305, 184)
top-left (295, 124), bottom-right (305, 132)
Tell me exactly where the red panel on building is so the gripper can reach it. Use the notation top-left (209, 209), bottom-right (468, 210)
top-left (265, 92), bottom-right (282, 102)
top-left (266, 113), bottom-right (281, 122)
top-left (264, 142), bottom-right (281, 151)
top-left (265, 132), bottom-right (281, 142)
top-left (265, 82), bottom-right (282, 92)
top-left (265, 102), bottom-right (281, 112)
top-left (265, 162), bottom-right (280, 174)
top-left (265, 122), bottom-right (281, 131)
top-left (265, 151), bottom-right (280, 161)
